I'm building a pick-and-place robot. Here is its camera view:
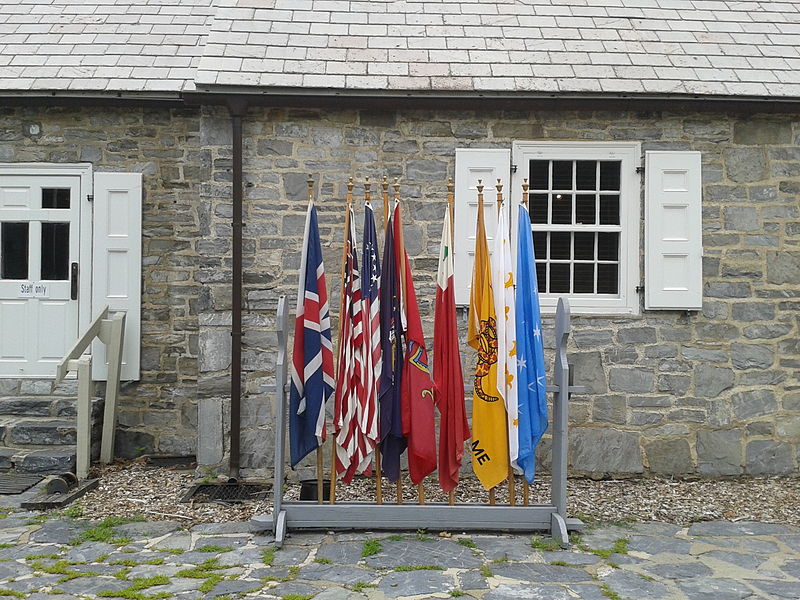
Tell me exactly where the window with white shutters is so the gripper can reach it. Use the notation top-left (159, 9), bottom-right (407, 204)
top-left (512, 142), bottom-right (641, 315)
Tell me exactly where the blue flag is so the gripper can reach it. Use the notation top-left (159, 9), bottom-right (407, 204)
top-left (378, 210), bottom-right (406, 482)
top-left (289, 201), bottom-right (335, 468)
top-left (515, 204), bottom-right (549, 484)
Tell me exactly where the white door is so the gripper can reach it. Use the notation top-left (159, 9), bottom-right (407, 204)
top-left (0, 175), bottom-right (81, 376)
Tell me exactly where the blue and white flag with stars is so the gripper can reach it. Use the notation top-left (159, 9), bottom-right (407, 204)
top-left (515, 203), bottom-right (549, 484)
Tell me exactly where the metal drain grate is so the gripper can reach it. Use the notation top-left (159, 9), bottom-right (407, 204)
top-left (0, 473), bottom-right (43, 495)
top-left (181, 482), bottom-right (269, 504)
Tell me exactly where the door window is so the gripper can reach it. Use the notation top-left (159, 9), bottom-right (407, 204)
top-left (0, 222), bottom-right (29, 280)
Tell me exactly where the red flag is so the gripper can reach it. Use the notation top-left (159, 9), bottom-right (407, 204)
top-left (433, 205), bottom-right (469, 493)
top-left (393, 202), bottom-right (437, 485)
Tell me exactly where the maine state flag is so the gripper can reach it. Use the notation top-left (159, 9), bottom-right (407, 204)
top-left (515, 203), bottom-right (549, 484)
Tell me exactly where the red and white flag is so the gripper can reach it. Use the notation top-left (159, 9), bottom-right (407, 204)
top-left (333, 206), bottom-right (365, 483)
top-left (357, 201), bottom-right (381, 473)
top-left (433, 205), bottom-right (469, 492)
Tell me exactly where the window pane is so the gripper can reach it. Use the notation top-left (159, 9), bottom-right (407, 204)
top-left (530, 194), bottom-right (548, 224)
top-left (550, 263), bottom-right (570, 293)
top-left (532, 231), bottom-right (547, 259)
top-left (574, 263), bottom-right (595, 293)
top-left (576, 194), bottom-right (596, 224)
top-left (1, 222), bottom-right (29, 280)
top-left (42, 188), bottom-right (70, 209)
top-left (598, 263), bottom-right (619, 294)
top-left (551, 193), bottom-right (572, 224)
top-left (41, 223), bottom-right (70, 280)
top-left (550, 232), bottom-right (571, 259)
top-left (575, 161), bottom-right (596, 191)
top-left (552, 160), bottom-right (572, 190)
top-left (535, 262), bottom-right (546, 291)
top-left (598, 233), bottom-right (619, 261)
top-left (600, 161), bottom-right (621, 191)
top-left (600, 194), bottom-right (620, 225)
top-left (530, 160), bottom-right (549, 190)
top-left (574, 232), bottom-right (595, 260)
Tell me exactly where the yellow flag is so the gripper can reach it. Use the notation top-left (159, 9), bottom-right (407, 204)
top-left (468, 184), bottom-right (509, 490)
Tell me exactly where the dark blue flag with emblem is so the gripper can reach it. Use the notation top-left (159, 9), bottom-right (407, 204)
top-left (378, 208), bottom-right (406, 482)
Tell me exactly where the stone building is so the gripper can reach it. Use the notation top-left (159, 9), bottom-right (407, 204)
top-left (0, 0), bottom-right (798, 479)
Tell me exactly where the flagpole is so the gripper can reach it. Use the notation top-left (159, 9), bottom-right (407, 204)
top-left (361, 179), bottom-right (383, 506)
top-left (521, 178), bottom-right (530, 508)
top-left (382, 175), bottom-right (389, 232)
top-left (447, 178), bottom-right (456, 507)
top-left (329, 176), bottom-right (354, 505)
top-left (392, 178), bottom-right (407, 506)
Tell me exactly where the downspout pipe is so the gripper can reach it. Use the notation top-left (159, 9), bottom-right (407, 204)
top-left (228, 98), bottom-right (247, 482)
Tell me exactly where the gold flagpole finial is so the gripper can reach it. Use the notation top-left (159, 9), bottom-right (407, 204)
top-left (393, 177), bottom-right (400, 201)
top-left (347, 176), bottom-right (354, 193)
top-left (477, 179), bottom-right (484, 195)
top-left (382, 176), bottom-right (390, 231)
top-left (307, 175), bottom-right (314, 202)
top-left (495, 178), bottom-right (503, 213)
top-left (522, 177), bottom-right (529, 210)
top-left (382, 175), bottom-right (389, 192)
top-left (447, 177), bottom-right (454, 195)
top-left (364, 176), bottom-right (371, 204)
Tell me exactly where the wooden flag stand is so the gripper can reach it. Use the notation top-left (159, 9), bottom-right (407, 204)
top-left (260, 177), bottom-right (584, 547)
top-left (260, 292), bottom-right (585, 547)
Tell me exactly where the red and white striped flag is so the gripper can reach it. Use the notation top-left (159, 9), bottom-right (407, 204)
top-left (333, 206), bottom-right (366, 483)
top-left (357, 201), bottom-right (381, 473)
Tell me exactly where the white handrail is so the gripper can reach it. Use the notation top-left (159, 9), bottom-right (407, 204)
top-left (56, 305), bottom-right (126, 479)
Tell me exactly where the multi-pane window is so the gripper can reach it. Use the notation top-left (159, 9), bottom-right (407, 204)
top-left (528, 159), bottom-right (622, 295)
top-left (512, 141), bottom-right (640, 315)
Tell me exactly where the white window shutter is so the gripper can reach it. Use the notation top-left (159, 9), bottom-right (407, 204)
top-left (645, 151), bottom-right (703, 310)
top-left (453, 148), bottom-right (511, 305)
top-left (92, 172), bottom-right (142, 380)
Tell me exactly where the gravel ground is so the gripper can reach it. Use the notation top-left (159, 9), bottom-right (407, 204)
top-left (68, 461), bottom-right (800, 527)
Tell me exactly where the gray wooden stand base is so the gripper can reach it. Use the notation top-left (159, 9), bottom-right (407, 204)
top-left (254, 296), bottom-right (584, 548)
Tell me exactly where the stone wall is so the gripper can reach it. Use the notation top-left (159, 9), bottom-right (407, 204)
top-left (197, 105), bottom-right (800, 478)
top-left (0, 105), bottom-right (205, 458)
top-left (3, 103), bottom-right (799, 478)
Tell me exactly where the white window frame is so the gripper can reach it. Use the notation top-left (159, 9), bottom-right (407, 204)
top-left (511, 141), bottom-right (641, 316)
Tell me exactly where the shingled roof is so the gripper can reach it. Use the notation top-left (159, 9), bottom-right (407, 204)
top-left (3, 0), bottom-right (800, 100)
top-left (0, 0), bottom-right (215, 93)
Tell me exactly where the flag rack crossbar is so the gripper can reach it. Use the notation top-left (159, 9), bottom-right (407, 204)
top-left (254, 294), bottom-right (585, 548)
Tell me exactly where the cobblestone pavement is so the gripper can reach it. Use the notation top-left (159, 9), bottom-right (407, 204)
top-left (0, 511), bottom-right (798, 599)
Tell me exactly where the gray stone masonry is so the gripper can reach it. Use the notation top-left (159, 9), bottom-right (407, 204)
top-left (2, 104), bottom-right (800, 478)
top-left (0, 106), bottom-right (204, 461)
top-left (1, 512), bottom-right (799, 600)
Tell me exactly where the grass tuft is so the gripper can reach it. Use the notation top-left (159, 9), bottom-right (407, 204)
top-left (394, 565), bottom-right (443, 572)
top-left (386, 535), bottom-right (404, 541)
top-left (530, 536), bottom-right (561, 552)
top-left (456, 539), bottom-right (477, 549)
top-left (281, 595), bottom-right (313, 600)
top-left (313, 557), bottom-right (331, 564)
top-left (0, 591), bottom-right (25, 598)
top-left (98, 576), bottom-right (171, 600)
top-left (600, 583), bottom-right (621, 600)
top-left (349, 583), bottom-right (374, 592)
top-left (450, 591), bottom-right (465, 597)
top-left (361, 539), bottom-right (382, 557)
top-left (261, 548), bottom-right (276, 566)
top-left (583, 538), bottom-right (629, 559)
top-left (480, 564), bottom-right (493, 578)
top-left (70, 516), bottom-right (144, 546)
top-left (195, 545), bottom-right (233, 553)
